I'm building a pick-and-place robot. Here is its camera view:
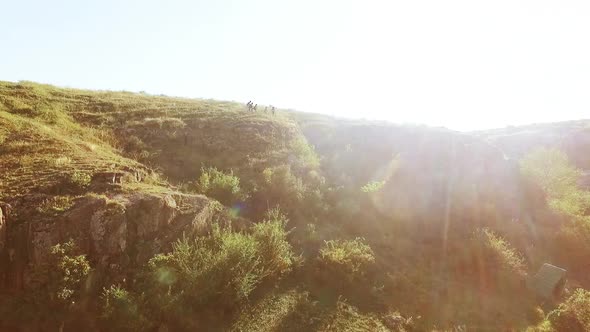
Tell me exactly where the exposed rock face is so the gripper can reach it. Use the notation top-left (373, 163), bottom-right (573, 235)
top-left (0, 192), bottom-right (224, 290)
top-left (0, 203), bottom-right (7, 288)
top-left (0, 203), bottom-right (5, 252)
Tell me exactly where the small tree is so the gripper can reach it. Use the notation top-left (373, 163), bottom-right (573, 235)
top-left (252, 208), bottom-right (295, 277)
top-left (140, 216), bottom-right (295, 329)
top-left (520, 148), bottom-right (590, 216)
top-left (47, 240), bottom-right (91, 304)
top-left (101, 285), bottom-right (150, 332)
top-left (471, 228), bottom-right (527, 290)
top-left (28, 239), bottom-right (92, 330)
top-left (196, 167), bottom-right (247, 205)
top-left (318, 238), bottom-right (375, 282)
top-left (548, 288), bottom-right (590, 332)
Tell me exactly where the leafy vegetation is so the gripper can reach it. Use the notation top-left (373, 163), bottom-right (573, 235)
top-left (473, 228), bottom-right (527, 278)
top-left (100, 285), bottom-right (149, 332)
top-left (318, 238), bottom-right (375, 281)
top-left (196, 166), bottom-right (247, 205)
top-left (360, 180), bottom-right (386, 193)
top-left (1, 81), bottom-right (590, 331)
top-left (520, 147), bottom-right (590, 282)
top-left (521, 147), bottom-right (590, 216)
top-left (0, 240), bottom-right (91, 330)
top-left (547, 288), bottom-right (590, 332)
top-left (94, 212), bottom-right (295, 331)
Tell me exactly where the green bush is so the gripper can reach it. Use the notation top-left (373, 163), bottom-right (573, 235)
top-left (548, 288), bottom-right (590, 332)
top-left (138, 218), bottom-right (295, 328)
top-left (101, 285), bottom-right (150, 332)
top-left (361, 180), bottom-right (385, 193)
top-left (472, 228), bottom-right (527, 287)
top-left (520, 148), bottom-right (590, 216)
top-left (319, 299), bottom-right (390, 332)
top-left (37, 195), bottom-right (74, 215)
top-left (290, 137), bottom-right (320, 169)
top-left (252, 165), bottom-right (306, 215)
top-left (69, 171), bottom-right (92, 189)
top-left (252, 208), bottom-right (295, 276)
top-left (554, 217), bottom-right (590, 273)
top-left (144, 230), bottom-right (260, 328)
top-left (318, 238), bottom-right (375, 281)
top-left (196, 166), bottom-right (246, 205)
top-left (527, 306), bottom-right (546, 325)
top-left (520, 148), bottom-right (579, 196)
top-left (46, 240), bottom-right (92, 303)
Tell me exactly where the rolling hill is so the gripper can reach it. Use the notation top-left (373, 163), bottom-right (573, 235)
top-left (1, 81), bottom-right (589, 331)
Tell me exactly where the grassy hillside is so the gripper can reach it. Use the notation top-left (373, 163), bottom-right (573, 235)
top-left (1, 81), bottom-right (590, 331)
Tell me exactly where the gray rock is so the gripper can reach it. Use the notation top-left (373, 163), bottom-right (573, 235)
top-left (1, 192), bottom-right (225, 290)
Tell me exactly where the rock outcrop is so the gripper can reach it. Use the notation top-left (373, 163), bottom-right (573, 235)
top-left (0, 192), bottom-right (226, 291)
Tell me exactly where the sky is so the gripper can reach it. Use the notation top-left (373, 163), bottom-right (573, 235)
top-left (1, 0), bottom-right (589, 131)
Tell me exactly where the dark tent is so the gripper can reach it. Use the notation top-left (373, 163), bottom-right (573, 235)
top-left (528, 263), bottom-right (567, 300)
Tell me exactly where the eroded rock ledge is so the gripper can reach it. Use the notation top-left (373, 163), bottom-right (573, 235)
top-left (1, 192), bottom-right (228, 290)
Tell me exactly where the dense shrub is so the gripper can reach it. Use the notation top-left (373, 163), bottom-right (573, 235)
top-left (290, 137), bottom-right (320, 169)
top-left (520, 147), bottom-right (590, 286)
top-left (68, 170), bottom-right (92, 190)
top-left (319, 299), bottom-right (390, 332)
top-left (471, 228), bottom-right (527, 288)
top-left (520, 148), bottom-right (579, 196)
top-left (124, 135), bottom-right (146, 153)
top-left (250, 165), bottom-right (323, 220)
top-left (100, 285), bottom-right (150, 332)
top-left (44, 240), bottom-right (92, 304)
top-left (548, 288), bottom-right (590, 332)
top-left (252, 208), bottom-right (295, 277)
top-left (261, 166), bottom-right (305, 203)
top-left (520, 148), bottom-right (590, 216)
top-left (147, 229), bottom-right (260, 307)
top-left (318, 238), bottom-right (375, 281)
top-left (37, 195), bottom-right (74, 215)
top-left (135, 217), bottom-right (295, 328)
top-left (526, 306), bottom-right (546, 326)
top-left (196, 166), bottom-right (247, 205)
top-left (553, 217), bottom-right (590, 274)
top-left (361, 180), bottom-right (386, 193)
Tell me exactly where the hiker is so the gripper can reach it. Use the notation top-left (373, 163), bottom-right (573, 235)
top-left (253, 104), bottom-right (257, 112)
top-left (271, 106), bottom-right (276, 115)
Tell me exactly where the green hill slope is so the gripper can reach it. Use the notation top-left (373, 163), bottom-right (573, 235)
top-left (1, 81), bottom-right (590, 331)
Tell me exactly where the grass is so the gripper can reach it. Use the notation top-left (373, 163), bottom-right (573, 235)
top-left (0, 97), bottom-right (144, 200)
top-left (0, 80), bottom-right (314, 203)
top-left (37, 196), bottom-right (75, 215)
top-left (231, 288), bottom-right (392, 332)
top-left (3, 80), bottom-right (590, 331)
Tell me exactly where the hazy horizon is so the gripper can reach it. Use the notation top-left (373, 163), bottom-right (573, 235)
top-left (2, 0), bottom-right (589, 130)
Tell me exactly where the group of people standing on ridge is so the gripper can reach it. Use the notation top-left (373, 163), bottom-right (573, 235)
top-left (247, 101), bottom-right (276, 115)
